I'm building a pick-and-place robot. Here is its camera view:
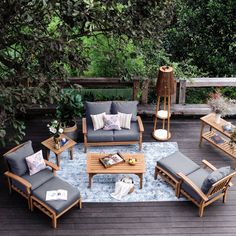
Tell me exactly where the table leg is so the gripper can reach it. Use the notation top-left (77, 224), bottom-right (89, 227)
top-left (46, 149), bottom-right (50, 161)
top-left (88, 174), bottom-right (93, 188)
top-left (70, 147), bottom-right (74, 160)
top-left (56, 154), bottom-right (60, 167)
top-left (199, 122), bottom-right (205, 147)
top-left (136, 173), bottom-right (143, 189)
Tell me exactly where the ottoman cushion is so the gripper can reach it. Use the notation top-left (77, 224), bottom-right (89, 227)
top-left (32, 177), bottom-right (80, 214)
top-left (157, 151), bottom-right (200, 180)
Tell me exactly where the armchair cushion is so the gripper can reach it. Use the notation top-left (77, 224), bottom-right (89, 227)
top-left (32, 176), bottom-right (80, 214)
top-left (12, 168), bottom-right (54, 193)
top-left (86, 101), bottom-right (112, 124)
top-left (113, 122), bottom-right (139, 141)
top-left (5, 140), bottom-right (34, 176)
top-left (181, 168), bottom-right (210, 203)
top-left (87, 123), bottom-right (114, 142)
top-left (112, 101), bottom-right (138, 121)
top-left (157, 151), bottom-right (200, 181)
top-left (201, 166), bottom-right (231, 194)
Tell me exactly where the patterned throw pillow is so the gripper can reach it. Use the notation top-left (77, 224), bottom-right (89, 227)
top-left (118, 112), bottom-right (132, 129)
top-left (25, 150), bottom-right (46, 176)
top-left (90, 112), bottom-right (106, 131)
top-left (103, 114), bottom-right (121, 130)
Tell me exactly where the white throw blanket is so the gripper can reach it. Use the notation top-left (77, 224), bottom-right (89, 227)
top-left (110, 177), bottom-right (134, 200)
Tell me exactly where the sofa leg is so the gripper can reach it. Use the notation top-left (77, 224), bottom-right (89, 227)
top-left (78, 198), bottom-right (82, 209)
top-left (223, 191), bottom-right (228, 203)
top-left (139, 142), bottom-right (142, 151)
top-left (84, 145), bottom-right (87, 153)
top-left (52, 216), bottom-right (57, 229)
top-left (199, 204), bottom-right (205, 217)
top-left (154, 166), bottom-right (159, 180)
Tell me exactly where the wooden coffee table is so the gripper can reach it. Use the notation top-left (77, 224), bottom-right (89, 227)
top-left (86, 153), bottom-right (145, 189)
top-left (41, 134), bottom-right (77, 167)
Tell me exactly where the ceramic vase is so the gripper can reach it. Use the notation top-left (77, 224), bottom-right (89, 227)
top-left (215, 113), bottom-right (221, 124)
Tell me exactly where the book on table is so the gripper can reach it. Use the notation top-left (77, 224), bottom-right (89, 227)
top-left (211, 134), bottom-right (225, 144)
top-left (99, 152), bottom-right (125, 168)
top-left (46, 189), bottom-right (68, 201)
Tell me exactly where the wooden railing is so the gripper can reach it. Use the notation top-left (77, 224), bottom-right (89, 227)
top-left (139, 77), bottom-right (236, 116)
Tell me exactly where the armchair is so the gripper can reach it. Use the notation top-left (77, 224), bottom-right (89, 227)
top-left (3, 141), bottom-right (82, 228)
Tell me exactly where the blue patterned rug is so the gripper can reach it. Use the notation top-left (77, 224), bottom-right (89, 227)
top-left (53, 142), bottom-right (184, 202)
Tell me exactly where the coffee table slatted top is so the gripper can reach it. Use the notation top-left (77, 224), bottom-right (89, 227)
top-left (86, 153), bottom-right (145, 174)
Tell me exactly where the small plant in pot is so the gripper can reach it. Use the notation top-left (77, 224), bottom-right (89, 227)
top-left (207, 91), bottom-right (232, 124)
top-left (56, 90), bottom-right (84, 141)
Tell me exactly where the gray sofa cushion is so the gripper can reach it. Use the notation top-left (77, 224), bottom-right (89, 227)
top-left (181, 168), bottom-right (210, 203)
top-left (113, 122), bottom-right (139, 141)
top-left (201, 166), bottom-right (231, 194)
top-left (86, 101), bottom-right (112, 124)
top-left (112, 101), bottom-right (138, 121)
top-left (157, 151), bottom-right (200, 181)
top-left (12, 168), bottom-right (54, 193)
top-left (4, 140), bottom-right (34, 176)
top-left (32, 177), bottom-right (80, 214)
top-left (87, 123), bottom-right (114, 142)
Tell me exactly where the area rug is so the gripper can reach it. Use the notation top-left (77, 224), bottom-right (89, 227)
top-left (53, 142), bottom-right (184, 202)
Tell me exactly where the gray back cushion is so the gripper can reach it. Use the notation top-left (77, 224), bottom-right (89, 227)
top-left (201, 166), bottom-right (231, 194)
top-left (4, 140), bottom-right (34, 176)
top-left (112, 101), bottom-right (138, 121)
top-left (85, 101), bottom-right (112, 124)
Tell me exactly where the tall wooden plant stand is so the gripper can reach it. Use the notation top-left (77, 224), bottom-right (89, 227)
top-left (153, 66), bottom-right (175, 141)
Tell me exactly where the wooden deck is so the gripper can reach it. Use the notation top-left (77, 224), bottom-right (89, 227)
top-left (1, 116), bottom-right (236, 236)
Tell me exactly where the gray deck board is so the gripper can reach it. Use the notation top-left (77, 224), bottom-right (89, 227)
top-left (0, 115), bottom-right (236, 235)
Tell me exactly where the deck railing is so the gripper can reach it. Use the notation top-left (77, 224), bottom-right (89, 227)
top-left (29, 77), bottom-right (236, 116)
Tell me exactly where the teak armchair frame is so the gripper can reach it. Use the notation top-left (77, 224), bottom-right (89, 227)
top-left (178, 162), bottom-right (236, 217)
top-left (3, 142), bottom-right (59, 209)
top-left (82, 115), bottom-right (144, 153)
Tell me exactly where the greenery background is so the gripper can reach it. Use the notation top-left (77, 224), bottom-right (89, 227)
top-left (1, 0), bottom-right (236, 145)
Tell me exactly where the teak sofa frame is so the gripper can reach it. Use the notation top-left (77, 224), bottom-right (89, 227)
top-left (82, 116), bottom-right (144, 153)
top-left (155, 159), bottom-right (236, 217)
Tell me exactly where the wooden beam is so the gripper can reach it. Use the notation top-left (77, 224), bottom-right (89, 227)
top-left (186, 78), bottom-right (236, 87)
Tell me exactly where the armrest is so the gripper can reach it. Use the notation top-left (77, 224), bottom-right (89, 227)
top-left (202, 160), bottom-right (217, 171)
top-left (178, 172), bottom-right (208, 202)
top-left (82, 118), bottom-right (87, 134)
top-left (44, 160), bottom-right (59, 171)
top-left (137, 116), bottom-right (144, 132)
top-left (4, 171), bottom-right (32, 189)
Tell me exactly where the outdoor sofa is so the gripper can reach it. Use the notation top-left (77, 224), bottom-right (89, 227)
top-left (82, 101), bottom-right (144, 152)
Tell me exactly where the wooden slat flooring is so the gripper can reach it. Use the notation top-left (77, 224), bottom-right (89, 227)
top-left (0, 115), bottom-right (236, 235)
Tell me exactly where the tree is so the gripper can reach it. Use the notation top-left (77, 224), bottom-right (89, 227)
top-left (0, 0), bottom-right (174, 146)
top-left (164, 0), bottom-right (236, 76)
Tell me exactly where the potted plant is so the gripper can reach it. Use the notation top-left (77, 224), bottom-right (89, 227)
top-left (56, 90), bottom-right (84, 141)
top-left (47, 120), bottom-right (64, 149)
top-left (207, 92), bottom-right (231, 124)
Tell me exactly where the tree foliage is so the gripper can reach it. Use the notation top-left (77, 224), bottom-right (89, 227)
top-left (0, 0), bottom-right (174, 146)
top-left (164, 0), bottom-right (236, 76)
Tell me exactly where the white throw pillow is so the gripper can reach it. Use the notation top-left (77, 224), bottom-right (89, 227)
top-left (118, 112), bottom-right (132, 129)
top-left (90, 112), bottom-right (106, 131)
top-left (25, 150), bottom-right (46, 176)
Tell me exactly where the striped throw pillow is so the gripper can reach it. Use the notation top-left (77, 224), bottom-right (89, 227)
top-left (118, 112), bottom-right (132, 129)
top-left (90, 112), bottom-right (106, 131)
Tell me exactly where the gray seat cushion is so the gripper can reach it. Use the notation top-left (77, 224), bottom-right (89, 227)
top-left (87, 123), bottom-right (114, 142)
top-left (113, 122), bottom-right (139, 141)
top-left (32, 177), bottom-right (80, 214)
top-left (181, 168), bottom-right (210, 203)
top-left (112, 101), bottom-right (138, 121)
top-left (157, 151), bottom-right (200, 181)
top-left (201, 166), bottom-right (231, 194)
top-left (4, 140), bottom-right (34, 176)
top-left (85, 101), bottom-right (112, 124)
top-left (12, 168), bottom-right (54, 193)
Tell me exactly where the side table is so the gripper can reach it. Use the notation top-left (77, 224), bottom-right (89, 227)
top-left (41, 134), bottom-right (77, 167)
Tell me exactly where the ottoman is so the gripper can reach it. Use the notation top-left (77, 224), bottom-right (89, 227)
top-left (31, 177), bottom-right (81, 228)
top-left (155, 151), bottom-right (200, 196)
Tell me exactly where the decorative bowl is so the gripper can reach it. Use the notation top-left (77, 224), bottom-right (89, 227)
top-left (128, 158), bottom-right (137, 165)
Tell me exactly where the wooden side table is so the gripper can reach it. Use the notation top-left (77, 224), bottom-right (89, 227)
top-left (41, 134), bottom-right (77, 167)
top-left (200, 113), bottom-right (236, 167)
